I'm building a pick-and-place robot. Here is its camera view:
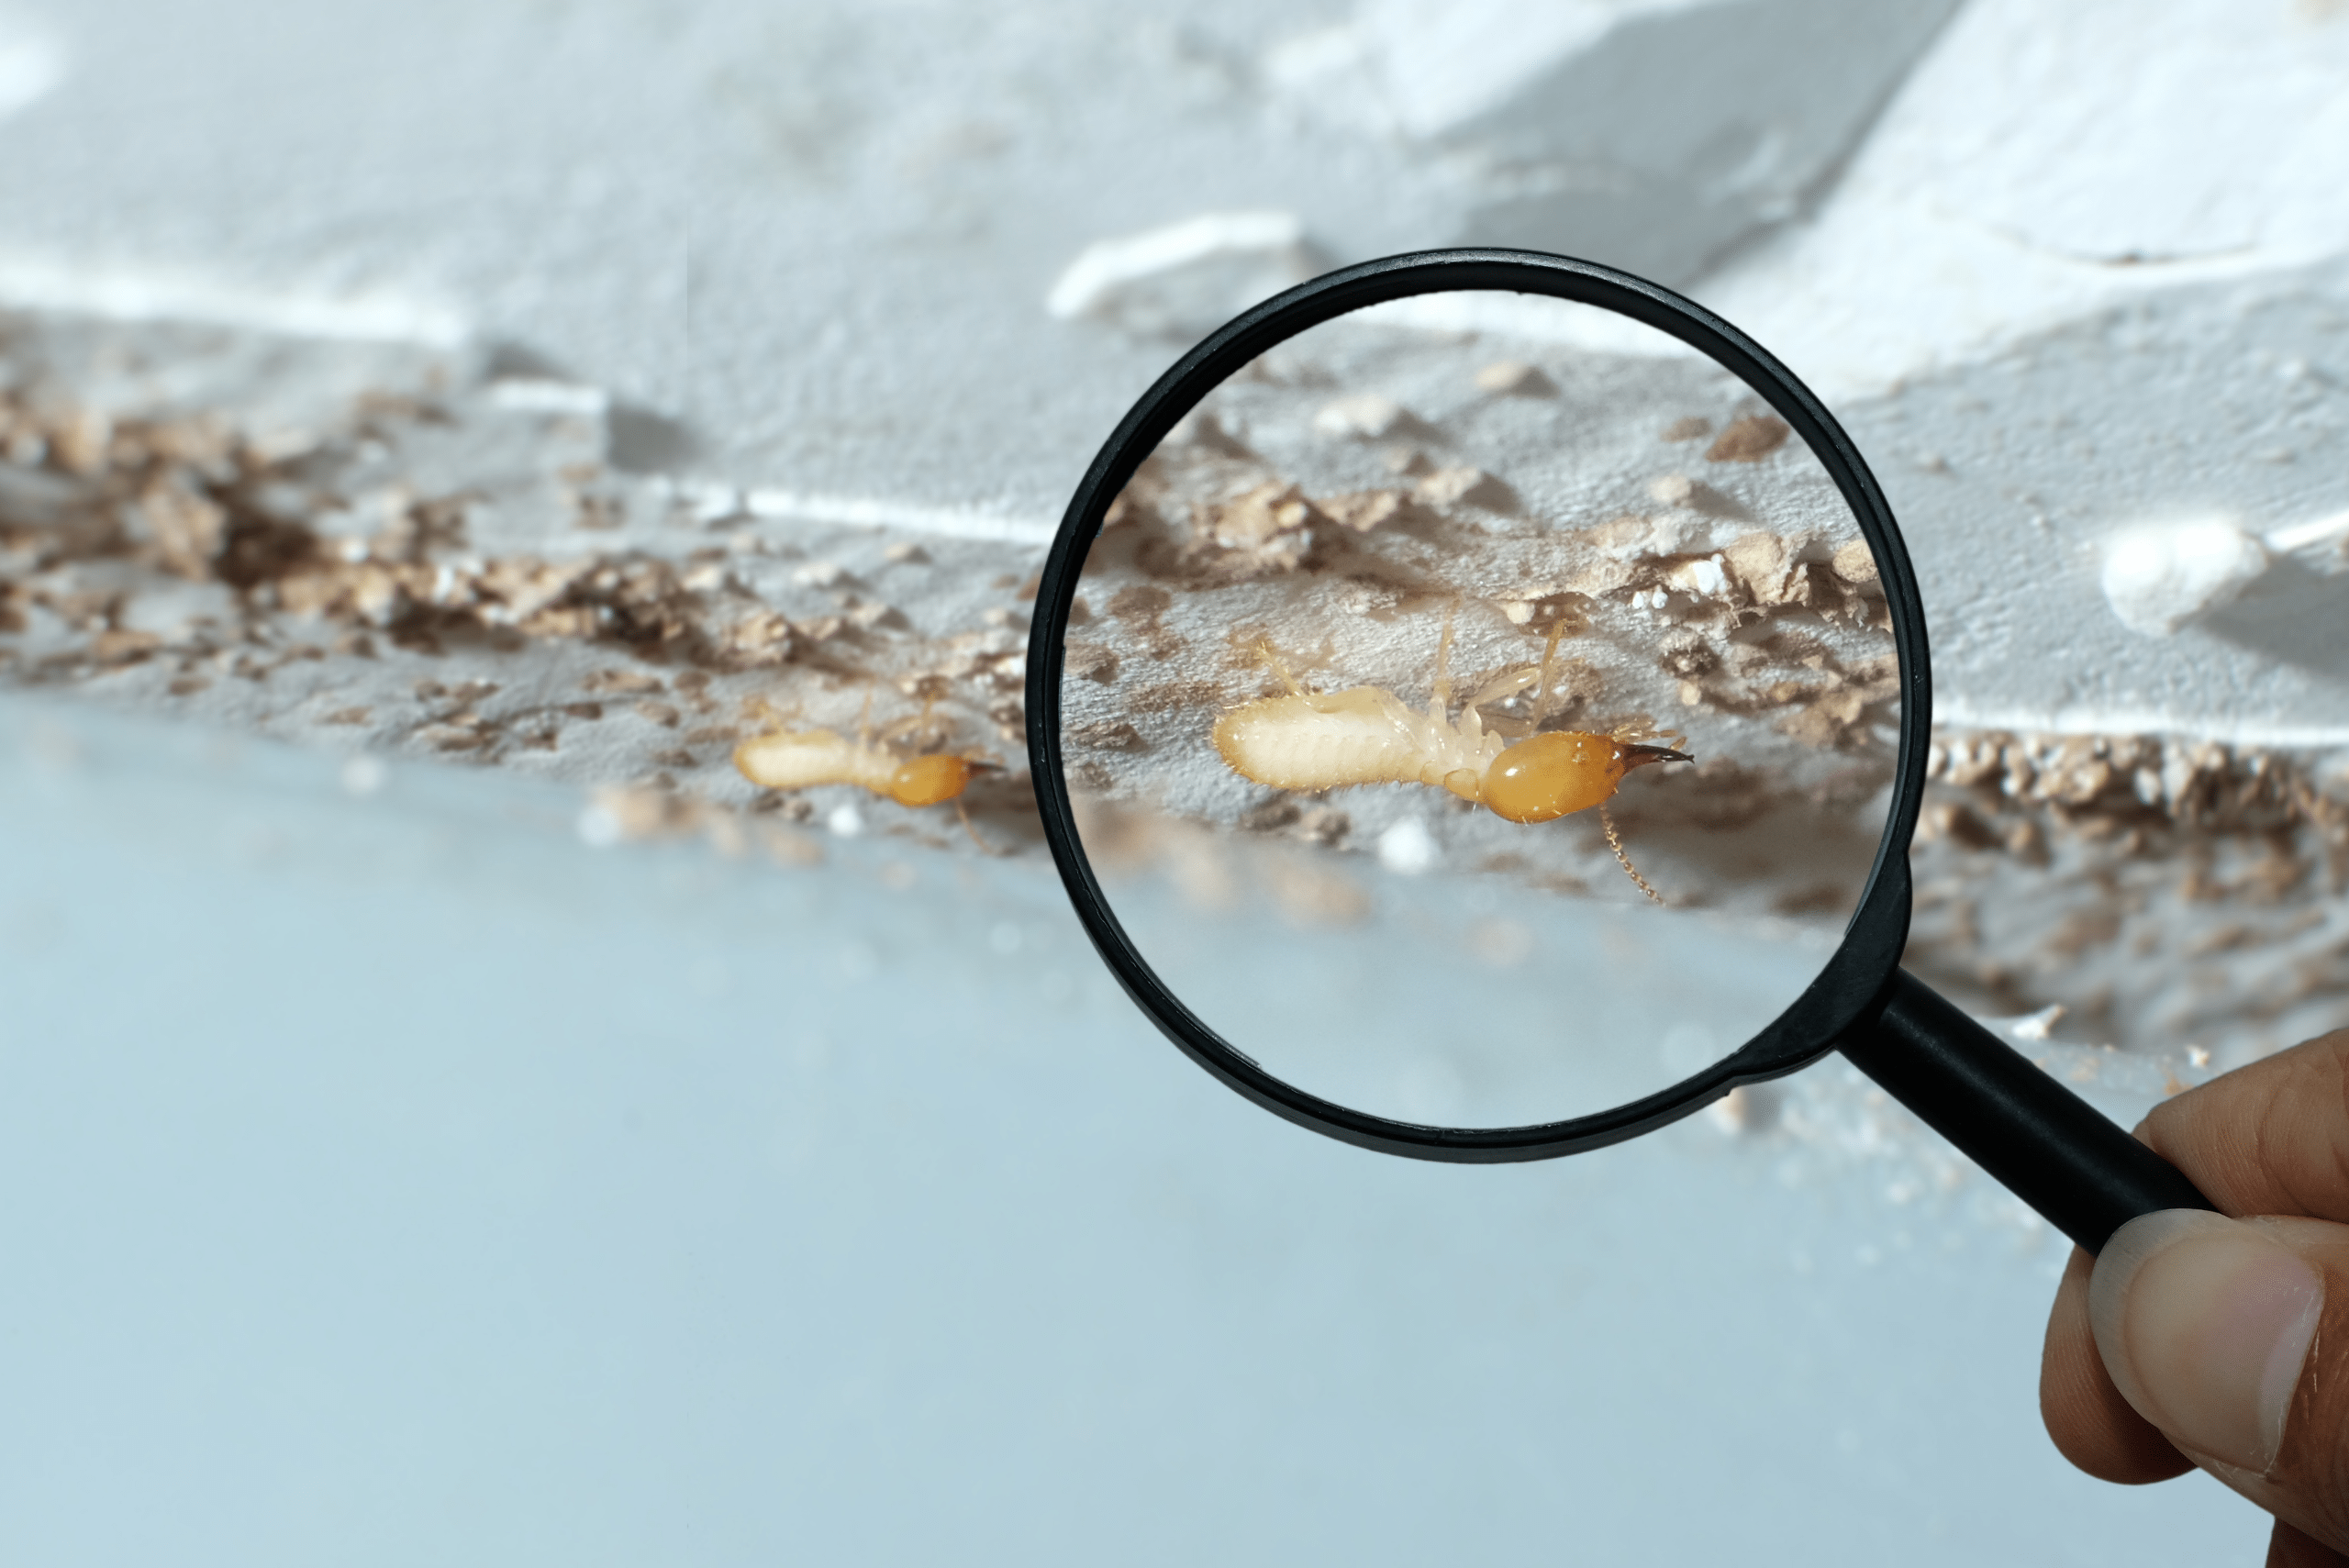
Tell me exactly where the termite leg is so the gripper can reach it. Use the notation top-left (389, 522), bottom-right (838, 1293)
top-left (874, 695), bottom-right (948, 749)
top-left (1599, 803), bottom-right (1664, 906)
top-left (1431, 599), bottom-right (1460, 715)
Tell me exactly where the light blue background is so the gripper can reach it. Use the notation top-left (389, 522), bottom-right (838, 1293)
top-left (0, 696), bottom-right (2256, 1564)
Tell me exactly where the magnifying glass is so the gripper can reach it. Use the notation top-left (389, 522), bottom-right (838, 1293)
top-left (1025, 250), bottom-right (2212, 1255)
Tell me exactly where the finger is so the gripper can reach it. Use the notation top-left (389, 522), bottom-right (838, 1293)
top-left (2042, 1245), bottom-right (2191, 1482)
top-left (2091, 1210), bottom-right (2349, 1553)
top-left (2271, 1518), bottom-right (2349, 1568)
top-left (2040, 1029), bottom-right (2349, 1485)
top-left (2137, 1029), bottom-right (2349, 1220)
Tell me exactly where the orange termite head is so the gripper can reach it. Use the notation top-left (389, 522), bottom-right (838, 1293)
top-left (1481, 732), bottom-right (1695, 825)
top-left (885, 753), bottom-right (985, 808)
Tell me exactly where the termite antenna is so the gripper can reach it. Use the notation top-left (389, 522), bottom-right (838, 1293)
top-left (1253, 635), bottom-right (1309, 697)
top-left (1600, 803), bottom-right (1664, 906)
top-left (1533, 618), bottom-right (1567, 720)
top-left (954, 798), bottom-right (1007, 857)
top-left (1431, 599), bottom-right (1460, 713)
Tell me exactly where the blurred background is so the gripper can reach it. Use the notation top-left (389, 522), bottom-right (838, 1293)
top-left (0, 1), bottom-right (2344, 1562)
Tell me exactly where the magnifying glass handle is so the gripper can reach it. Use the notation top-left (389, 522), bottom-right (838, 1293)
top-left (1837, 970), bottom-right (2219, 1253)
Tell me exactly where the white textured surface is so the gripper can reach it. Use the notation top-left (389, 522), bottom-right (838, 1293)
top-left (1266, 0), bottom-right (1961, 281)
top-left (5, 0), bottom-right (2337, 743)
top-left (1705, 0), bottom-right (2349, 740)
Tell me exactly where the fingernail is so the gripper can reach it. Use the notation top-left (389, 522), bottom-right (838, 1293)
top-left (2089, 1209), bottom-right (2325, 1473)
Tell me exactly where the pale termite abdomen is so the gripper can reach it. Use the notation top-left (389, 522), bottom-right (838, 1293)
top-left (1211, 690), bottom-right (1428, 792)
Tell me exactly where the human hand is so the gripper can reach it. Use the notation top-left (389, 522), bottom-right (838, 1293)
top-left (2042, 1029), bottom-right (2349, 1565)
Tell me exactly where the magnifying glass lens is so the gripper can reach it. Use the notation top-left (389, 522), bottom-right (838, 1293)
top-left (1059, 291), bottom-right (1899, 1129)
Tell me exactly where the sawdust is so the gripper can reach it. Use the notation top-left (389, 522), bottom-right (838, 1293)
top-left (1906, 725), bottom-right (2349, 1058)
top-left (0, 339), bottom-right (1042, 851)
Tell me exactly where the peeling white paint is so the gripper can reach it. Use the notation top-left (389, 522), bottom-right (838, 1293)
top-left (1045, 210), bottom-right (1319, 339)
top-left (741, 488), bottom-right (1056, 546)
top-left (0, 255), bottom-right (469, 347)
top-left (2099, 517), bottom-right (2269, 636)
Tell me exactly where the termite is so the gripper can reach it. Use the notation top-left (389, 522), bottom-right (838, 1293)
top-left (734, 697), bottom-right (987, 807)
top-left (1211, 614), bottom-right (1692, 899)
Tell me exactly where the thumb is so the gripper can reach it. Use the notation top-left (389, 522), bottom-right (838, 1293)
top-left (2092, 1209), bottom-right (2349, 1548)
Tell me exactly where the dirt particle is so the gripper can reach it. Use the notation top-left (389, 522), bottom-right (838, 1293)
top-left (1318, 489), bottom-right (1408, 533)
top-left (1108, 585), bottom-right (1170, 619)
top-left (1064, 640), bottom-right (1119, 684)
top-left (1475, 361), bottom-right (1553, 395)
top-left (724, 608), bottom-right (798, 666)
top-left (1312, 395), bottom-right (1407, 439)
top-left (1383, 448), bottom-right (1433, 476)
top-left (1128, 679), bottom-right (1218, 715)
top-left (1919, 800), bottom-right (2000, 850)
top-left (1240, 797), bottom-right (1301, 832)
top-left (90, 628), bottom-right (161, 666)
top-left (1722, 531), bottom-right (1820, 607)
top-left (1562, 558), bottom-right (1635, 597)
top-left (1070, 719), bottom-right (1146, 751)
top-left (1706, 415), bottom-right (1790, 463)
top-left (1208, 482), bottom-right (1323, 550)
top-left (1108, 584), bottom-right (1184, 657)
top-left (417, 722), bottom-right (493, 752)
top-left (1413, 466), bottom-right (1512, 511)
top-left (1776, 686), bottom-right (1867, 749)
top-left (1297, 806), bottom-right (1349, 845)
top-left (1831, 538), bottom-right (1881, 586)
top-left (585, 668), bottom-right (665, 695)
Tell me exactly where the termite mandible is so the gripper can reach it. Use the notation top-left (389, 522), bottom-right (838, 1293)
top-left (1211, 613), bottom-right (1692, 900)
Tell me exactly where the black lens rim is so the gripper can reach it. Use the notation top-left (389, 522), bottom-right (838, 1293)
top-left (1025, 250), bottom-right (1931, 1162)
